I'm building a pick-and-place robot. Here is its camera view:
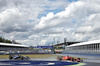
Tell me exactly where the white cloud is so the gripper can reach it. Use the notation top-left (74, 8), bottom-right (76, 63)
top-left (0, 8), bottom-right (21, 24)
top-left (35, 12), bottom-right (55, 29)
top-left (87, 14), bottom-right (96, 21)
top-left (34, 0), bottom-right (100, 43)
top-left (56, 1), bottom-right (85, 18)
top-left (35, 1), bottom-right (86, 30)
top-left (1, 0), bottom-right (100, 46)
top-left (40, 40), bottom-right (47, 46)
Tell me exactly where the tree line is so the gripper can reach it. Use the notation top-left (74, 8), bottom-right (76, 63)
top-left (0, 37), bottom-right (12, 43)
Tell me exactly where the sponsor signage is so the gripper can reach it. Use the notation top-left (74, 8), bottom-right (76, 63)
top-left (37, 46), bottom-right (53, 48)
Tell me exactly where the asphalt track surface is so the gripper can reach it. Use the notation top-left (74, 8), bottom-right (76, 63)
top-left (0, 53), bottom-right (100, 66)
top-left (0, 60), bottom-right (78, 66)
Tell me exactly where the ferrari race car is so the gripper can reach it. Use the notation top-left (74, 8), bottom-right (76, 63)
top-left (57, 55), bottom-right (83, 62)
top-left (9, 55), bottom-right (30, 60)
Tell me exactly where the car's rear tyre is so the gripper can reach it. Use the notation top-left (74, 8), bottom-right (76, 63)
top-left (57, 56), bottom-right (62, 61)
top-left (21, 56), bottom-right (24, 60)
top-left (9, 55), bottom-right (13, 60)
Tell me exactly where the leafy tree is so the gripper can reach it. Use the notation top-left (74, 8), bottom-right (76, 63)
top-left (0, 37), bottom-right (12, 43)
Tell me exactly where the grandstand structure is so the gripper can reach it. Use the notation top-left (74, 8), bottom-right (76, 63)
top-left (0, 43), bottom-right (29, 53)
top-left (52, 41), bottom-right (80, 53)
top-left (64, 40), bottom-right (100, 54)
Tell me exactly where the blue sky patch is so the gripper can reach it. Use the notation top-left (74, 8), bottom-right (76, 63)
top-left (68, 0), bottom-right (78, 2)
top-left (45, 9), bottom-right (64, 14)
top-left (72, 19), bottom-right (77, 23)
top-left (27, 19), bottom-right (35, 23)
top-left (38, 14), bottom-right (47, 19)
top-left (38, 9), bottom-right (64, 19)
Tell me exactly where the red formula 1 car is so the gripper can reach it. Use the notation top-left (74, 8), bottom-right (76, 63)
top-left (57, 55), bottom-right (83, 62)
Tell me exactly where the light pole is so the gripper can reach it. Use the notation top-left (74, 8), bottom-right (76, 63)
top-left (63, 38), bottom-right (67, 50)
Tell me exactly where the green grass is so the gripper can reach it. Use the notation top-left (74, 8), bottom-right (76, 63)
top-left (0, 54), bottom-right (58, 58)
top-left (0, 55), bottom-right (9, 58)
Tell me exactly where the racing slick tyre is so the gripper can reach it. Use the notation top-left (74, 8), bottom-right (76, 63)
top-left (9, 55), bottom-right (13, 60)
top-left (77, 58), bottom-right (80, 60)
top-left (77, 58), bottom-right (83, 62)
top-left (21, 56), bottom-right (24, 60)
top-left (78, 58), bottom-right (83, 62)
top-left (71, 58), bottom-right (74, 61)
top-left (57, 56), bottom-right (62, 61)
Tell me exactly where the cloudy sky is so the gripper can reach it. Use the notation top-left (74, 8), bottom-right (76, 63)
top-left (0, 0), bottom-right (100, 46)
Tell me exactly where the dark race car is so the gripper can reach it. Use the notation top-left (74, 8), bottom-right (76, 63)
top-left (57, 55), bottom-right (83, 62)
top-left (9, 55), bottom-right (30, 60)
